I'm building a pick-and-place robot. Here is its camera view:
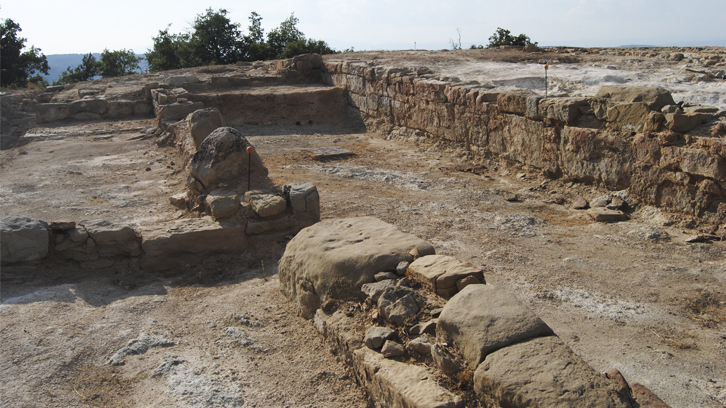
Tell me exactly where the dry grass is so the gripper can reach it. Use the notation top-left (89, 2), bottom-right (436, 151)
top-left (68, 364), bottom-right (138, 408)
top-left (684, 290), bottom-right (726, 328)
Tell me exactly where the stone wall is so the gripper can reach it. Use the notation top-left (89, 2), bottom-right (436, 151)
top-left (0, 182), bottom-right (320, 273)
top-left (323, 60), bottom-right (726, 227)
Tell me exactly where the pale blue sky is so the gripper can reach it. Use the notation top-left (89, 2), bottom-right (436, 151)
top-left (3, 0), bottom-right (725, 55)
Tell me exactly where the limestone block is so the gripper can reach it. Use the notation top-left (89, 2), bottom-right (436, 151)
top-left (660, 146), bottom-right (726, 179)
top-left (245, 191), bottom-right (287, 218)
top-left (407, 255), bottom-right (484, 298)
top-left (35, 103), bottom-right (70, 123)
top-left (538, 97), bottom-right (589, 124)
top-left (165, 74), bottom-right (199, 87)
top-left (80, 219), bottom-right (140, 257)
top-left (595, 85), bottom-right (675, 111)
top-left (605, 102), bottom-right (651, 130)
top-left (436, 284), bottom-right (554, 366)
top-left (208, 194), bottom-right (240, 219)
top-left (157, 101), bottom-right (205, 121)
top-left (0, 216), bottom-right (49, 264)
top-left (69, 99), bottom-right (108, 115)
top-left (287, 182), bottom-right (319, 215)
top-left (474, 337), bottom-right (632, 408)
top-left (278, 217), bottom-right (435, 318)
top-left (361, 280), bottom-right (396, 302)
top-left (664, 112), bottom-right (712, 132)
top-left (141, 218), bottom-right (248, 271)
top-left (353, 348), bottom-right (464, 408)
top-left (106, 100), bottom-right (135, 118)
top-left (187, 108), bottom-right (226, 150)
top-left (587, 208), bottom-right (628, 223)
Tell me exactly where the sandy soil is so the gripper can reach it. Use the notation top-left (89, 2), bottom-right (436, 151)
top-left (2, 48), bottom-right (726, 408)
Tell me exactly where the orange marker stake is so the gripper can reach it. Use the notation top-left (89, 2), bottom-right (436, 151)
top-left (246, 146), bottom-right (254, 192)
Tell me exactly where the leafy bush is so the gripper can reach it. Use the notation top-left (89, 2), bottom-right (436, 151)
top-left (54, 53), bottom-right (98, 85)
top-left (486, 27), bottom-right (537, 48)
top-left (96, 49), bottom-right (142, 77)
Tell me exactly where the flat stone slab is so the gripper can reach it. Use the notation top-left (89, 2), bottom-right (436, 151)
top-left (354, 348), bottom-right (463, 408)
top-left (436, 284), bottom-right (554, 366)
top-left (474, 336), bottom-right (632, 408)
top-left (588, 208), bottom-right (627, 222)
top-left (303, 147), bottom-right (355, 160)
top-left (408, 255), bottom-right (484, 298)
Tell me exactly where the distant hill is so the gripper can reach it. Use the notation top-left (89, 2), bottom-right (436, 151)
top-left (43, 54), bottom-right (149, 84)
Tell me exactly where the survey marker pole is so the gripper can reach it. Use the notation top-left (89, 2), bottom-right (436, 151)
top-left (246, 146), bottom-right (254, 192)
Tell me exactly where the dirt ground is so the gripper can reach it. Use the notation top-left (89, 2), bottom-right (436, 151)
top-left (1, 47), bottom-right (726, 408)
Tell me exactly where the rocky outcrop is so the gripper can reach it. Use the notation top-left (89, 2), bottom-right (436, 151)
top-left (278, 217), bottom-right (435, 318)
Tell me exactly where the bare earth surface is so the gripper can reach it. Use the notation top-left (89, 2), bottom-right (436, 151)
top-left (2, 48), bottom-right (726, 408)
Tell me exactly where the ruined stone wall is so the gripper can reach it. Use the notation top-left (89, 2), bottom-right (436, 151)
top-left (323, 60), bottom-right (726, 227)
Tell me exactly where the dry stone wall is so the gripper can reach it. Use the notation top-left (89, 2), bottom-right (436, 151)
top-left (323, 60), bottom-right (726, 227)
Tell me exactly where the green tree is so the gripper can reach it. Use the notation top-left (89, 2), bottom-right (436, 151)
top-left (486, 27), bottom-right (537, 48)
top-left (97, 49), bottom-right (142, 77)
top-left (146, 26), bottom-right (195, 72)
top-left (1, 18), bottom-right (49, 87)
top-left (281, 38), bottom-right (335, 59)
top-left (267, 13), bottom-right (304, 59)
top-left (188, 8), bottom-right (242, 65)
top-left (54, 53), bottom-right (98, 85)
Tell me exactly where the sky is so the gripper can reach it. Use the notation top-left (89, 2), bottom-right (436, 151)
top-left (2, 0), bottom-right (725, 55)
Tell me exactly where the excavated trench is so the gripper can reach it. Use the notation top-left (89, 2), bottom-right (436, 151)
top-left (2, 50), bottom-right (726, 407)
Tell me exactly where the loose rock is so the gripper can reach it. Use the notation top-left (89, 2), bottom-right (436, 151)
top-left (364, 326), bottom-right (395, 349)
top-left (381, 340), bottom-right (406, 358)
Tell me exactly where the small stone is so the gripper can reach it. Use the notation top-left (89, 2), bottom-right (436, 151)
top-left (685, 234), bottom-right (718, 243)
top-left (169, 193), bottom-right (187, 209)
top-left (410, 319), bottom-right (437, 336)
top-left (409, 247), bottom-right (420, 258)
top-left (377, 287), bottom-right (420, 326)
top-left (381, 340), bottom-right (406, 358)
top-left (572, 196), bottom-right (589, 210)
top-left (503, 192), bottom-right (520, 202)
top-left (591, 195), bottom-right (611, 207)
top-left (397, 277), bottom-right (411, 287)
top-left (375, 272), bottom-right (398, 282)
top-left (407, 335), bottom-right (433, 355)
top-left (361, 280), bottom-right (396, 302)
top-left (431, 344), bottom-right (462, 376)
top-left (364, 326), bottom-right (395, 349)
top-left (456, 275), bottom-right (481, 291)
top-left (588, 208), bottom-right (627, 223)
top-left (606, 196), bottom-right (625, 211)
top-left (429, 308), bottom-right (443, 318)
top-left (395, 261), bottom-right (410, 276)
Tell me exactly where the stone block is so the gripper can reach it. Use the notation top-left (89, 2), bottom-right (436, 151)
top-left (245, 191), bottom-right (287, 218)
top-left (0, 216), bottom-right (49, 264)
top-left (474, 337), bottom-right (632, 408)
top-left (437, 284), bottom-right (554, 366)
top-left (407, 255), bottom-right (484, 298)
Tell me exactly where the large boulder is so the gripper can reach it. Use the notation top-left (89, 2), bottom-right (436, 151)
top-left (186, 127), bottom-right (268, 191)
top-left (436, 284), bottom-right (554, 366)
top-left (595, 85), bottom-right (675, 111)
top-left (474, 336), bottom-right (632, 408)
top-left (0, 216), bottom-right (49, 264)
top-left (187, 108), bottom-right (226, 150)
top-left (278, 217), bottom-right (435, 318)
